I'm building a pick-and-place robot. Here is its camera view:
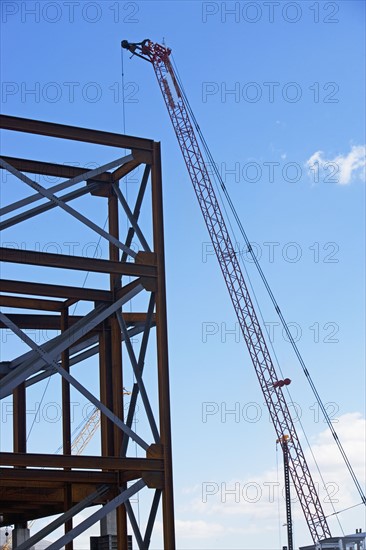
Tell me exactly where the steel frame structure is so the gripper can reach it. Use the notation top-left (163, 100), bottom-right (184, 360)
top-left (0, 115), bottom-right (175, 550)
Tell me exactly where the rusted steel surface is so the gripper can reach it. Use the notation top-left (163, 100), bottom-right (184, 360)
top-left (0, 117), bottom-right (175, 546)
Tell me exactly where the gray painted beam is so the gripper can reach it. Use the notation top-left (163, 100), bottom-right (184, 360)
top-left (0, 181), bottom-right (99, 231)
top-left (14, 485), bottom-right (110, 550)
top-left (46, 479), bottom-right (146, 550)
top-left (125, 499), bottom-right (145, 549)
top-left (0, 158), bottom-right (136, 259)
top-left (112, 182), bottom-right (151, 252)
top-left (117, 310), bottom-right (160, 444)
top-left (0, 281), bottom-right (144, 397)
top-left (144, 490), bottom-right (162, 548)
top-left (121, 165), bottom-right (151, 263)
top-left (0, 154), bottom-right (133, 216)
top-left (0, 311), bottom-right (149, 450)
top-left (122, 294), bottom-right (156, 455)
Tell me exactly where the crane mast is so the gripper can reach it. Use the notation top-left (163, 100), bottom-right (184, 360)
top-left (122, 39), bottom-right (331, 542)
top-left (278, 435), bottom-right (294, 550)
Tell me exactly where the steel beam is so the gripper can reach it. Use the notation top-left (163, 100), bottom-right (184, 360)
top-left (6, 333), bottom-right (99, 372)
top-left (0, 158), bottom-right (137, 258)
top-left (13, 379), bottom-right (26, 531)
top-left (20, 323), bottom-right (149, 388)
top-left (125, 500), bottom-right (144, 549)
top-left (0, 468), bottom-right (118, 484)
top-left (0, 246), bottom-right (156, 276)
top-left (46, 480), bottom-right (146, 550)
top-left (117, 310), bottom-right (160, 444)
top-left (144, 490), bottom-right (162, 548)
top-left (0, 312), bottom-right (154, 331)
top-left (0, 280), bottom-right (143, 398)
top-left (121, 165), bottom-right (151, 263)
top-left (61, 309), bottom-right (73, 550)
top-left (121, 293), bottom-right (155, 455)
top-left (0, 181), bottom-right (100, 230)
top-left (22, 344), bottom-right (99, 386)
top-left (0, 312), bottom-right (149, 450)
top-left (112, 182), bottom-right (150, 252)
top-left (14, 485), bottom-right (111, 550)
top-left (151, 142), bottom-right (176, 548)
top-left (0, 154), bottom-right (132, 217)
top-left (0, 156), bottom-right (113, 182)
top-left (111, 158), bottom-right (141, 181)
top-left (0, 452), bottom-right (163, 471)
top-left (0, 114), bottom-right (154, 151)
top-left (0, 278), bottom-right (113, 301)
top-left (0, 280), bottom-right (145, 397)
top-left (0, 295), bottom-right (64, 311)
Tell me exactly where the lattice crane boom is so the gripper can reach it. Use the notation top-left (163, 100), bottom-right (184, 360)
top-left (70, 407), bottom-right (101, 455)
top-left (122, 38), bottom-right (332, 542)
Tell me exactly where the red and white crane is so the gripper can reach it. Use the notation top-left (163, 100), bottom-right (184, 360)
top-left (121, 38), bottom-right (365, 542)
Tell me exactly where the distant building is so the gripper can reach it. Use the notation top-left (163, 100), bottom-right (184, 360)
top-left (90, 534), bottom-right (133, 550)
top-left (300, 531), bottom-right (366, 550)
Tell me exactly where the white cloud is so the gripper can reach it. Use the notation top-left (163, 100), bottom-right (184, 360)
top-left (306, 145), bottom-right (366, 184)
top-left (181, 483), bottom-right (202, 495)
top-left (307, 412), bottom-right (366, 480)
top-left (179, 412), bottom-right (366, 545)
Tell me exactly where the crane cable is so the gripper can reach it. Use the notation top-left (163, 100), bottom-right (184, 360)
top-left (121, 46), bottom-right (141, 530)
top-left (171, 55), bottom-right (366, 508)
top-left (326, 502), bottom-right (365, 518)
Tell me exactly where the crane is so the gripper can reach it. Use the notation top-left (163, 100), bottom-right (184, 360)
top-left (121, 38), bottom-right (332, 543)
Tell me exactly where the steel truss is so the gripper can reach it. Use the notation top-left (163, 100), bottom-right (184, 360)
top-left (0, 115), bottom-right (175, 549)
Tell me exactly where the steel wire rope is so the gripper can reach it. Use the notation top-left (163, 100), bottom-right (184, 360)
top-left (326, 502), bottom-right (365, 518)
top-left (121, 45), bottom-right (141, 530)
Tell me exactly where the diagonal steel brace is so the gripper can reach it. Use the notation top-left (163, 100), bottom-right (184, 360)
top-left (0, 158), bottom-right (136, 259)
top-left (0, 311), bottom-right (149, 450)
top-left (0, 154), bottom-right (133, 216)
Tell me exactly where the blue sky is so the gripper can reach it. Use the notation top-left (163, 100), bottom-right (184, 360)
top-left (1, 1), bottom-right (365, 549)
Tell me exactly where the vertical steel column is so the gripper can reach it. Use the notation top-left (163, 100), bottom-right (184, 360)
top-left (61, 308), bottom-right (73, 550)
top-left (13, 382), bottom-right (27, 530)
top-left (108, 188), bottom-right (124, 451)
top-left (151, 142), bottom-right (176, 549)
top-left (13, 384), bottom-right (26, 453)
top-left (108, 187), bottom-right (128, 550)
top-left (99, 326), bottom-right (114, 457)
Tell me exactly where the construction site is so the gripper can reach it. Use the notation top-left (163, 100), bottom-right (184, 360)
top-left (0, 3), bottom-right (365, 550)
